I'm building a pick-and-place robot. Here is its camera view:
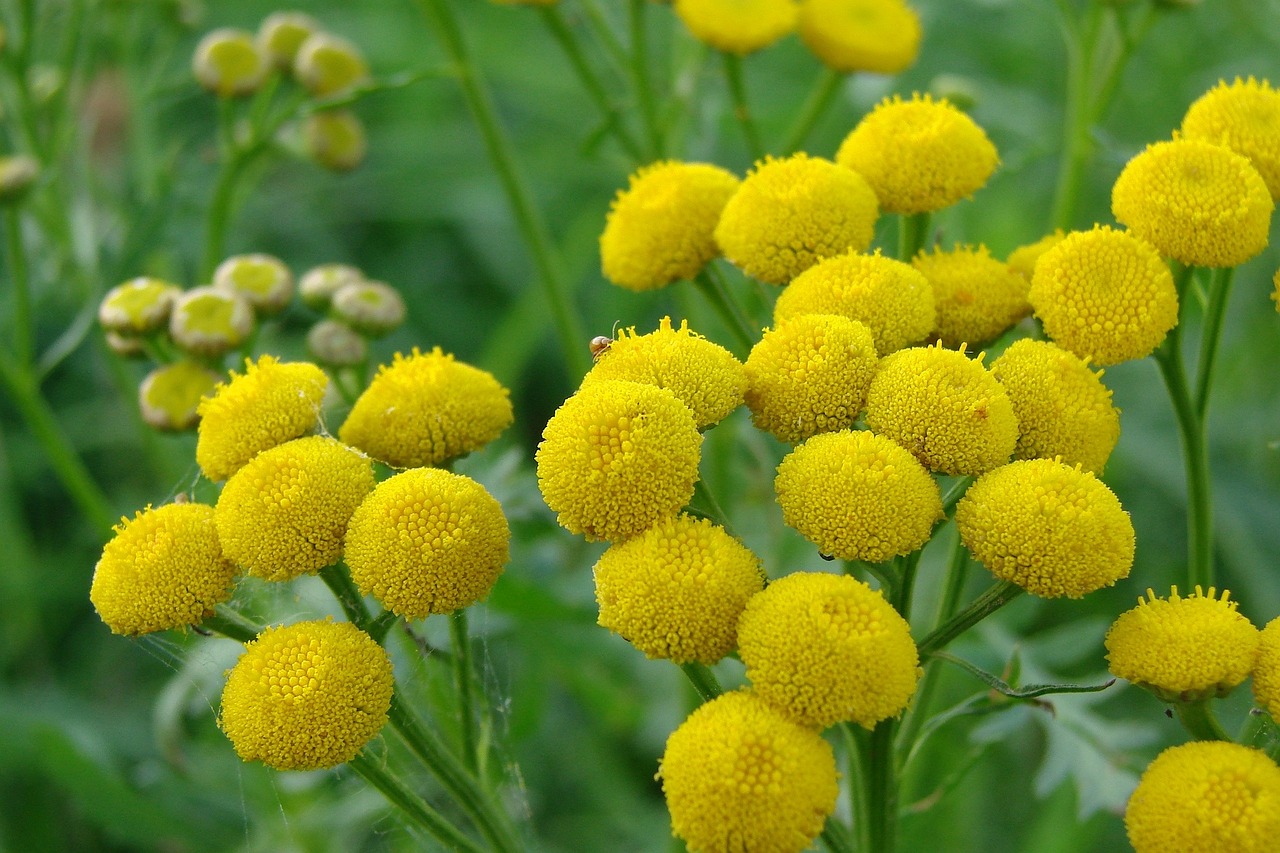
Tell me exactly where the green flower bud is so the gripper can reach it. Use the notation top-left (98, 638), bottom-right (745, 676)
top-left (139, 361), bottom-right (222, 431)
top-left (0, 154), bottom-right (39, 203)
top-left (193, 28), bottom-right (267, 98)
top-left (307, 319), bottom-right (368, 367)
top-left (257, 11), bottom-right (320, 70)
top-left (331, 281), bottom-right (406, 337)
top-left (304, 109), bottom-right (367, 171)
top-left (169, 286), bottom-right (255, 357)
top-left (299, 263), bottom-right (364, 311)
top-left (294, 32), bottom-right (368, 98)
top-left (213, 253), bottom-right (294, 314)
top-left (99, 277), bottom-right (182, 335)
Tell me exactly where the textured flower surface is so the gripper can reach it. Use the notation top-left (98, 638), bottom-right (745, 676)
top-left (912, 244), bottom-right (1030, 347)
top-left (672, 0), bottom-right (798, 55)
top-left (1006, 230), bottom-right (1066, 280)
top-left (1253, 617), bottom-right (1280, 718)
top-left (1181, 77), bottom-right (1280, 200)
top-left (797, 0), bottom-right (921, 74)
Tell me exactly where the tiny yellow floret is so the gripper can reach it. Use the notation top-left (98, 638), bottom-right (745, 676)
top-left (1252, 617), bottom-right (1280, 719)
top-left (912, 244), bottom-right (1030, 348)
top-left (797, 0), bottom-right (921, 74)
top-left (1182, 77), bottom-right (1280, 200)
top-left (672, 0), bottom-right (798, 55)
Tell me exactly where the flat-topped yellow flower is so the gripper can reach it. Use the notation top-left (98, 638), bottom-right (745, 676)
top-left (213, 253), bottom-right (294, 315)
top-left (912, 244), bottom-right (1030, 348)
top-left (1182, 77), bottom-right (1280, 200)
top-left (1006, 230), bottom-right (1066, 280)
top-left (797, 0), bottom-right (921, 74)
top-left (673, 0), bottom-right (798, 55)
top-left (98, 277), bottom-right (181, 336)
top-left (138, 361), bottom-right (222, 432)
top-left (1253, 617), bottom-right (1280, 719)
top-left (169, 286), bottom-right (254, 358)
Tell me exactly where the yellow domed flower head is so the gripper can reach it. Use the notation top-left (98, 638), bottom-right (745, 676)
top-left (294, 32), bottom-right (369, 98)
top-left (593, 514), bottom-right (764, 664)
top-left (744, 314), bottom-right (878, 443)
top-left (738, 572), bottom-right (920, 728)
top-left (339, 348), bottom-right (512, 469)
top-left (797, 0), bottom-right (921, 74)
top-left (774, 250), bottom-right (935, 354)
top-left (536, 381), bottom-right (701, 542)
top-left (299, 262), bottom-right (365, 311)
top-left (1006, 229), bottom-right (1066, 280)
top-left (659, 690), bottom-right (838, 853)
top-left (307, 318), bottom-right (368, 367)
top-left (1181, 77), bottom-right (1280, 200)
top-left (1112, 138), bottom-right (1273, 268)
top-left (835, 93), bottom-right (999, 214)
top-left (98, 277), bottom-right (181, 336)
top-left (213, 253), bottom-right (294, 315)
top-left (196, 355), bottom-right (328, 482)
top-left (1028, 225), bottom-right (1178, 366)
top-left (1252, 617), bottom-right (1280, 719)
top-left (1125, 741), bottom-right (1280, 853)
top-left (989, 339), bottom-right (1120, 473)
top-left (600, 161), bottom-right (741, 292)
top-left (864, 342), bottom-right (1017, 476)
top-left (257, 11), bottom-right (319, 71)
top-left (912, 244), bottom-right (1030, 348)
top-left (331, 280), bottom-right (406, 338)
top-left (715, 153), bottom-right (879, 285)
top-left (956, 458), bottom-right (1134, 598)
top-left (219, 620), bottom-right (393, 771)
top-left (673, 0), bottom-right (798, 55)
top-left (344, 468), bottom-right (510, 619)
top-left (193, 28), bottom-right (266, 98)
top-left (581, 317), bottom-right (746, 429)
top-left (169, 286), bottom-right (255, 358)
top-left (138, 361), bottom-right (222, 432)
top-left (90, 502), bottom-right (237, 636)
top-left (304, 109), bottom-right (368, 172)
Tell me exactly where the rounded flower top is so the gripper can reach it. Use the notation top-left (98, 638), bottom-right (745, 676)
top-left (213, 253), bottom-right (294, 315)
top-left (672, 0), bottom-right (798, 55)
top-left (912, 244), bottom-right (1030, 348)
top-left (307, 318), bottom-right (368, 367)
top-left (256, 12), bottom-right (319, 70)
top-left (600, 161), bottom-right (741, 291)
top-left (304, 109), bottom-right (368, 172)
top-left (1112, 137), bottom-right (1273, 268)
top-left (294, 32), bottom-right (369, 98)
top-left (138, 361), bottom-right (222, 432)
top-left (835, 93), bottom-right (999, 214)
top-left (1181, 77), bottom-right (1280, 200)
top-left (956, 458), bottom-right (1134, 598)
top-left (219, 620), bottom-right (393, 771)
top-left (193, 28), bottom-right (266, 98)
top-left (300, 262), bottom-right (365, 311)
top-left (169, 286), bottom-right (255, 358)
top-left (331, 280), bottom-right (406, 337)
top-left (797, 0), bottom-right (921, 74)
top-left (98, 277), bottom-right (182, 336)
top-left (339, 348), bottom-right (513, 469)
top-left (1006, 230), bottom-right (1066, 280)
top-left (715, 153), bottom-right (879, 285)
top-left (90, 502), bottom-right (237, 636)
top-left (1252, 616), bottom-right (1280, 720)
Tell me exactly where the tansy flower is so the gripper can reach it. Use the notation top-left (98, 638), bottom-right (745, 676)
top-left (912, 244), bottom-right (1030, 348)
top-left (1112, 138), bottom-right (1273, 268)
top-left (580, 317), bottom-right (746, 429)
top-left (169, 286), bottom-right (255, 358)
top-left (193, 28), bottom-right (266, 97)
top-left (1181, 77), bottom-right (1280, 200)
top-left (344, 468), bottom-right (510, 619)
top-left (835, 93), bottom-right (999, 214)
top-left (593, 514), bottom-right (764, 664)
top-left (672, 0), bottom-right (798, 55)
top-left (257, 11), bottom-right (319, 70)
top-left (1028, 225), bottom-right (1178, 366)
top-left (1006, 230), bottom-right (1066, 279)
top-left (294, 32), bottom-right (369, 98)
top-left (138, 361), bottom-right (222, 432)
top-left (1105, 587), bottom-right (1260, 702)
top-left (774, 250), bottom-right (935, 354)
top-left (1253, 617), bottom-right (1280, 719)
top-left (215, 436), bottom-right (374, 582)
top-left (600, 161), bottom-right (741, 291)
top-left (715, 153), bottom-right (879, 285)
top-left (213, 253), bottom-right (294, 315)
top-left (774, 430), bottom-right (942, 562)
top-left (744, 314), bottom-right (878, 443)
top-left (98, 277), bottom-right (181, 336)
top-left (659, 690), bottom-right (838, 853)
top-left (331, 280), bottom-right (406, 337)
top-left (219, 620), bottom-right (393, 771)
top-left (196, 355), bottom-right (328, 482)
top-left (864, 342), bottom-right (1017, 476)
top-left (738, 572), bottom-right (920, 729)
top-left (956, 458), bottom-right (1134, 598)
top-left (307, 319), bottom-right (368, 367)
top-left (90, 502), bottom-right (237, 636)
top-left (339, 348), bottom-right (513, 469)
top-left (989, 339), bottom-right (1120, 473)
top-left (300, 263), bottom-right (365, 311)
top-left (1125, 742), bottom-right (1280, 853)
top-left (304, 109), bottom-right (368, 172)
top-left (797, 0), bottom-right (921, 74)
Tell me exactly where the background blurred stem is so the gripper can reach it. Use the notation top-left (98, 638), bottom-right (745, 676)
top-left (346, 752), bottom-right (488, 853)
top-left (628, 0), bottom-right (664, 159)
top-left (5, 209), bottom-right (33, 369)
top-left (577, 0), bottom-right (631, 77)
top-left (694, 268), bottom-right (756, 355)
top-left (784, 69), bottom-right (844, 154)
top-left (721, 52), bottom-right (763, 161)
top-left (1194, 266), bottom-right (1234, 418)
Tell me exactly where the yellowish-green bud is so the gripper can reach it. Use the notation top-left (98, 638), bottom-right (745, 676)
top-left (169, 286), bottom-right (255, 357)
top-left (139, 361), bottom-right (222, 431)
top-left (99, 277), bottom-right (182, 335)
top-left (299, 263), bottom-right (365, 310)
top-left (331, 280), bottom-right (405, 337)
top-left (213, 253), bottom-right (294, 314)
top-left (193, 28), bottom-right (267, 98)
top-left (294, 32), bottom-right (368, 98)
top-left (307, 319), bottom-right (368, 367)
top-left (257, 11), bottom-right (320, 70)
top-left (303, 109), bottom-right (368, 171)
top-left (0, 154), bottom-right (39, 203)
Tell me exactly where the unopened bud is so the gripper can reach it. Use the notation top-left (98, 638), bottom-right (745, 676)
top-left (139, 361), bottom-right (222, 431)
top-left (307, 318), bottom-right (368, 367)
top-left (0, 154), bottom-right (39, 203)
top-left (257, 11), bottom-right (320, 70)
top-left (299, 263), bottom-right (364, 310)
top-left (331, 280), bottom-right (406, 337)
top-left (193, 28), bottom-right (267, 98)
top-left (294, 33), bottom-right (368, 98)
top-left (303, 109), bottom-right (367, 172)
top-left (169, 286), bottom-right (255, 356)
top-left (213, 253), bottom-right (294, 314)
top-left (99, 277), bottom-right (182, 335)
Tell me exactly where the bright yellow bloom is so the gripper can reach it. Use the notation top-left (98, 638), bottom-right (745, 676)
top-left (294, 33), bottom-right (369, 98)
top-left (1006, 230), bottom-right (1066, 280)
top-left (912, 244), bottom-right (1030, 347)
top-left (673, 0), bottom-right (798, 55)
top-left (138, 361), bottom-right (222, 432)
top-left (797, 0), bottom-right (921, 74)
top-left (98, 277), bottom-right (181, 335)
top-left (213, 253), bottom-right (294, 314)
top-left (257, 12), bottom-right (319, 70)
top-left (1252, 617), bottom-right (1280, 719)
top-left (193, 28), bottom-right (265, 97)
top-left (1182, 77), bottom-right (1280, 200)
top-left (304, 110), bottom-right (368, 172)
top-left (169, 286), bottom-right (255, 358)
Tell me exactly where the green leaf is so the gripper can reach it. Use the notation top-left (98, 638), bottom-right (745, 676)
top-left (934, 651), bottom-right (1116, 699)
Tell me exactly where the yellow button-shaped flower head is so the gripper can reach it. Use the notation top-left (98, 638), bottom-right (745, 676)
top-left (169, 286), bottom-right (255, 358)
top-left (956, 459), bottom-right (1134, 598)
top-left (774, 250), bottom-right (935, 354)
top-left (196, 355), bottom-right (329, 482)
top-left (715, 153), bottom-right (879, 285)
top-left (659, 690), bottom-right (838, 853)
top-left (1112, 138), bottom-right (1273, 268)
top-left (219, 620), bottom-right (393, 771)
top-left (536, 381), bottom-right (702, 542)
top-left (745, 314), bottom-right (878, 444)
top-left (600, 161), bottom-right (741, 292)
top-left (864, 343), bottom-right (1017, 476)
top-left (912, 244), bottom-right (1030, 348)
top-left (581, 317), bottom-right (746, 429)
top-left (293, 32), bottom-right (369, 98)
top-left (1253, 616), bottom-right (1280, 719)
top-left (738, 572), bottom-right (920, 728)
top-left (673, 0), bottom-right (798, 55)
top-left (775, 430), bottom-right (941, 563)
top-left (139, 361), bottom-right (222, 432)
top-left (1028, 225), bottom-right (1179, 366)
top-left (1182, 77), bottom-right (1280, 200)
top-left (216, 436), bottom-right (375, 582)
top-left (339, 348), bottom-right (513, 469)
top-left (1006, 230), bottom-right (1066, 280)
top-left (798, 0), bottom-right (921, 74)
top-left (193, 28), bottom-right (265, 98)
top-left (90, 502), bottom-right (237, 636)
top-left (836, 93), bottom-right (998, 214)
top-left (990, 339), bottom-right (1120, 473)
top-left (593, 514), bottom-right (764, 664)
top-left (1105, 587), bottom-right (1259, 702)
top-left (1125, 742), bottom-right (1280, 853)
top-left (344, 468), bottom-right (510, 619)
top-left (213, 253), bottom-right (294, 315)
top-left (98, 277), bottom-right (181, 336)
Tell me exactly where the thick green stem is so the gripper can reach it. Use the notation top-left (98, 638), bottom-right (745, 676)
top-left (866, 718), bottom-right (899, 853)
top-left (451, 610), bottom-right (480, 774)
top-left (679, 662), bottom-right (723, 702)
top-left (1050, 2), bottom-right (1103, 231)
top-left (1174, 698), bottom-right (1230, 742)
top-left (1194, 266), bottom-right (1234, 420)
top-left (897, 212), bottom-right (931, 262)
top-left (627, 0), bottom-right (663, 158)
top-left (694, 268), bottom-right (757, 355)
top-left (917, 580), bottom-right (1025, 658)
top-left (5, 210), bottom-right (33, 368)
top-left (202, 607), bottom-right (262, 643)
top-left (783, 69), bottom-right (844, 154)
top-left (843, 724), bottom-right (872, 853)
top-left (320, 563), bottom-right (374, 628)
top-left (721, 52), bottom-right (763, 161)
top-left (347, 751), bottom-right (488, 853)
top-left (895, 551), bottom-right (924, 624)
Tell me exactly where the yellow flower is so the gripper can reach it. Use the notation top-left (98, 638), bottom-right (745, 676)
top-left (536, 380), bottom-right (702, 542)
top-left (90, 502), bottom-right (237, 636)
top-left (774, 250), bottom-right (935, 354)
top-left (1125, 742), bottom-right (1280, 853)
top-left (196, 355), bottom-right (329, 482)
top-left (1253, 616), bottom-right (1280, 719)
top-left (600, 161), bottom-right (741, 291)
top-left (835, 93), bottom-right (998, 214)
top-left (797, 0), bottom-right (921, 74)
top-left (213, 253), bottom-right (294, 315)
top-left (219, 620), bottom-right (393, 771)
top-left (193, 28), bottom-right (265, 98)
top-left (673, 0), bottom-right (798, 55)
top-left (138, 361), bottom-right (222, 432)
top-left (864, 343), bottom-right (1017, 476)
top-left (659, 690), bottom-right (838, 853)
top-left (1006, 230), bottom-right (1066, 280)
top-left (294, 32), bottom-right (369, 98)
top-left (98, 277), bottom-right (181, 336)
top-left (989, 339), bottom-right (1120, 473)
top-left (1028, 225), bottom-right (1179, 366)
top-left (1181, 77), bottom-right (1280, 200)
top-left (580, 317), bottom-right (746, 429)
top-left (304, 109), bottom-right (368, 172)
top-left (344, 468), bottom-right (509, 618)
top-left (339, 348), bottom-right (513, 469)
top-left (912, 244), bottom-right (1030, 348)
top-left (775, 430), bottom-right (941, 562)
top-left (1112, 138), bottom-right (1273, 268)
top-left (257, 11), bottom-right (319, 70)
top-left (593, 514), bottom-right (764, 664)
top-left (715, 153), bottom-right (879, 285)
top-left (738, 572), bottom-right (920, 728)
top-left (169, 286), bottom-right (255, 358)
top-left (216, 436), bottom-right (375, 582)
top-left (956, 458), bottom-right (1134, 598)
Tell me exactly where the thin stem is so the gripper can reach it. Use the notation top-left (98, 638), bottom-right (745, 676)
top-left (1174, 698), bottom-right (1230, 742)
top-left (679, 662), bottom-right (723, 702)
top-left (320, 563), bottom-right (374, 628)
top-left (451, 610), bottom-right (480, 774)
top-left (783, 69), bottom-right (844, 154)
top-left (939, 476), bottom-right (974, 516)
top-left (694, 267), bottom-right (757, 355)
top-left (843, 724), bottom-right (872, 853)
top-left (1194, 266), bottom-right (1235, 420)
top-left (866, 718), bottom-right (899, 853)
top-left (897, 212), bottom-right (931, 262)
top-left (577, 0), bottom-right (631, 78)
top-left (916, 580), bottom-right (1025, 658)
top-left (820, 819), bottom-right (858, 853)
top-left (201, 151), bottom-right (254, 282)
top-left (628, 0), bottom-right (663, 158)
top-left (896, 551), bottom-right (924, 624)
top-left (202, 606), bottom-right (262, 643)
top-left (1050, 2), bottom-right (1103, 231)
top-left (721, 52), bottom-right (763, 161)
top-left (346, 751), bottom-right (488, 853)
top-left (5, 210), bottom-right (33, 368)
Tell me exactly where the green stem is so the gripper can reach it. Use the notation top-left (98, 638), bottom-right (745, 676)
top-left (201, 150), bottom-right (255, 282)
top-left (678, 661), bottom-right (723, 702)
top-left (1174, 698), bottom-right (1230, 742)
top-left (916, 580), bottom-right (1025, 658)
top-left (820, 819), bottom-right (858, 853)
top-left (843, 724), bottom-right (872, 852)
top-left (897, 212), bottom-right (931, 262)
top-left (1194, 266), bottom-right (1235, 420)
top-left (627, 0), bottom-right (663, 158)
top-left (866, 718), bottom-right (899, 853)
top-left (202, 606), bottom-right (262, 643)
top-left (895, 551), bottom-right (924, 623)
top-left (694, 267), bottom-right (757, 355)
top-left (939, 476), bottom-right (974, 516)
top-left (577, 0), bottom-right (631, 79)
top-left (783, 69), bottom-right (844, 154)
top-left (346, 752), bottom-right (488, 853)
top-left (451, 610), bottom-right (480, 774)
top-left (5, 210), bottom-right (33, 369)
top-left (368, 610), bottom-right (400, 645)
top-left (1049, 2), bottom-right (1103, 231)
top-left (721, 52), bottom-right (763, 161)
top-left (319, 563), bottom-right (374, 628)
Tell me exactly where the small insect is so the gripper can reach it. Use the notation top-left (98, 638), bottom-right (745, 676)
top-left (588, 321), bottom-right (623, 362)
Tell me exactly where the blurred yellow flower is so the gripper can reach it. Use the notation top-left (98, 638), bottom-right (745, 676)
top-left (257, 11), bottom-right (319, 70)
top-left (304, 109), bottom-right (368, 172)
top-left (673, 0), bottom-right (798, 55)
top-left (1006, 230), bottom-right (1066, 280)
top-left (912, 244), bottom-right (1030, 347)
top-left (193, 28), bottom-right (266, 97)
top-left (294, 32), bottom-right (369, 98)
top-left (98, 277), bottom-right (181, 336)
top-left (213, 253), bottom-right (294, 315)
top-left (1182, 77), bottom-right (1280, 200)
top-left (138, 361), bottom-right (222, 432)
top-left (1253, 616), bottom-right (1280, 719)
top-left (797, 0), bottom-right (921, 74)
